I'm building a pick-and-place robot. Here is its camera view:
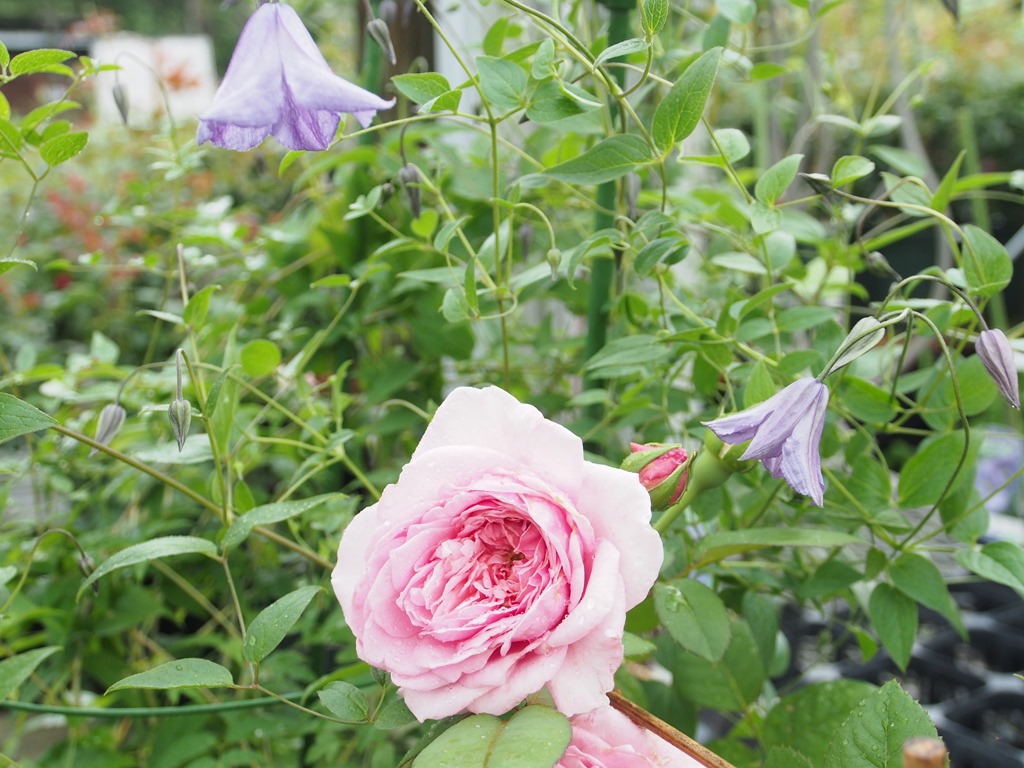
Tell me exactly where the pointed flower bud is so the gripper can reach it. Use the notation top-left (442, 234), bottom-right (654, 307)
top-left (168, 398), bottom-right (192, 452)
top-left (546, 248), bottom-right (562, 281)
top-left (90, 403), bottom-right (126, 456)
top-left (366, 18), bottom-right (397, 66)
top-left (398, 163), bottom-right (422, 219)
top-left (623, 442), bottom-right (691, 510)
top-left (977, 329), bottom-right (1020, 409)
top-left (112, 82), bottom-right (130, 125)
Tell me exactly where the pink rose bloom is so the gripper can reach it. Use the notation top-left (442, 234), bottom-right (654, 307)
top-left (332, 386), bottom-right (663, 721)
top-left (560, 705), bottom-right (705, 768)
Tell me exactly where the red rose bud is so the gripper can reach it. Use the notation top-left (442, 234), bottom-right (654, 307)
top-left (624, 442), bottom-right (691, 509)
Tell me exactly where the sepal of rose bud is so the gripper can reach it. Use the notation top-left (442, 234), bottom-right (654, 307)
top-left (624, 442), bottom-right (691, 509)
top-left (168, 398), bottom-right (192, 452)
top-left (90, 403), bottom-right (126, 456)
top-left (977, 328), bottom-right (1020, 409)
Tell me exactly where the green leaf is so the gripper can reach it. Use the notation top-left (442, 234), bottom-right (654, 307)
top-left (696, 528), bottom-right (863, 564)
top-left (531, 39), bottom-right (555, 80)
top-left (831, 155), bottom-right (875, 187)
top-left (374, 697), bottom-right (417, 731)
top-left (755, 153), bottom-right (804, 205)
top-left (931, 150), bottom-right (965, 212)
top-left (641, 0), bottom-right (669, 35)
top-left (824, 680), bottom-right (938, 768)
top-left (897, 431), bottom-right (969, 508)
top-left (717, 0), bottom-right (757, 23)
top-left (797, 559), bottom-right (862, 599)
top-left (0, 40), bottom-right (9, 70)
top-left (243, 586), bottom-right (323, 664)
top-left (594, 38), bottom-right (649, 67)
top-left (955, 541), bottom-right (1024, 592)
top-left (0, 393), bottom-right (57, 443)
top-left (525, 80), bottom-right (585, 123)
top-left (652, 47), bottom-right (722, 154)
top-left (202, 366), bottom-right (233, 421)
top-left (868, 584), bottom-right (917, 671)
top-left (476, 56), bottom-right (527, 111)
top-left (38, 130), bottom-right (87, 166)
top-left (9, 49), bottom-right (74, 77)
top-left (107, 659), bottom-right (233, 692)
top-left (0, 91), bottom-right (9, 122)
top-left (764, 680), bottom-right (877, 766)
top-left (222, 494), bottom-right (342, 549)
top-left (392, 73), bottom-right (452, 104)
top-left (765, 748), bottom-right (814, 768)
top-left (582, 334), bottom-right (672, 378)
top-left (318, 681), bottom-right (370, 722)
top-left (962, 224), bottom-right (1012, 297)
top-left (412, 706), bottom-right (571, 768)
top-left (183, 285), bottom-right (219, 328)
top-left (78, 536), bottom-right (218, 599)
top-left (672, 618), bottom-right (765, 711)
top-left (240, 339), bottom-right (281, 378)
top-left (840, 377), bottom-right (897, 424)
top-left (423, 90), bottom-right (463, 113)
top-left (544, 134), bottom-right (653, 185)
top-left (654, 579), bottom-right (731, 662)
top-left (889, 552), bottom-right (964, 635)
top-left (0, 647), bottom-right (61, 700)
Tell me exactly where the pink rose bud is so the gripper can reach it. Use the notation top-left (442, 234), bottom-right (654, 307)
top-left (977, 329), bottom-right (1020, 409)
top-left (624, 442), bottom-right (690, 509)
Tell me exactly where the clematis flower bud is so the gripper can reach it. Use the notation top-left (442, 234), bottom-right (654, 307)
top-left (111, 82), bottom-right (129, 125)
top-left (546, 248), bottom-right (562, 281)
top-left (366, 18), bottom-right (397, 66)
top-left (197, 2), bottom-right (395, 152)
top-left (977, 329), bottom-right (1020, 409)
top-left (90, 403), bottom-right (126, 456)
top-left (623, 442), bottom-right (691, 510)
top-left (168, 398), bottom-right (192, 452)
top-left (397, 163), bottom-right (422, 219)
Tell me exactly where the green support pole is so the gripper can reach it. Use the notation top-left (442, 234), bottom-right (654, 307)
top-left (584, 0), bottom-right (633, 395)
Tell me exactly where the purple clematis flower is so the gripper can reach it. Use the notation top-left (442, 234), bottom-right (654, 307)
top-left (976, 329), bottom-right (1020, 410)
top-left (198, 2), bottom-right (395, 152)
top-left (703, 377), bottom-right (829, 506)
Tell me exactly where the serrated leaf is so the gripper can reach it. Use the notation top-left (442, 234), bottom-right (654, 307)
top-left (78, 536), bottom-right (218, 598)
top-left (0, 647), bottom-right (61, 700)
top-left (476, 56), bottom-right (527, 111)
top-left (823, 680), bottom-right (937, 768)
top-left (0, 393), bottom-right (57, 443)
top-left (222, 493), bottom-right (342, 549)
top-left (764, 680), bottom-right (877, 765)
top-left (889, 552), bottom-right (964, 635)
top-left (653, 47), bottom-right (722, 154)
top-left (756, 153), bottom-right (804, 204)
top-left (183, 285), bottom-right (218, 328)
top-left (544, 134), bottom-right (652, 185)
top-left (240, 339), bottom-right (281, 378)
top-left (765, 747), bottom-right (814, 768)
top-left (654, 580), bottom-right (731, 662)
top-left (374, 697), bottom-right (417, 731)
top-left (641, 0), bottom-right (669, 35)
top-left (392, 73), bottom-right (451, 104)
top-left (672, 618), bottom-right (765, 711)
top-left (318, 681), bottom-right (370, 722)
top-left (107, 659), bottom-right (233, 692)
top-left (243, 586), bottom-right (323, 664)
top-left (39, 130), bottom-right (87, 166)
top-left (9, 49), bottom-right (74, 77)
top-left (955, 541), bottom-right (1024, 592)
top-left (868, 584), bottom-right (916, 671)
top-left (962, 224), bottom-right (1012, 297)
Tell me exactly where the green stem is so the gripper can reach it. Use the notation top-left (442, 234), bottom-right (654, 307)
top-left (0, 693), bottom-right (302, 719)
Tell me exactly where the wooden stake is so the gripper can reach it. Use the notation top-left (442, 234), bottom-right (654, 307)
top-left (903, 737), bottom-right (948, 768)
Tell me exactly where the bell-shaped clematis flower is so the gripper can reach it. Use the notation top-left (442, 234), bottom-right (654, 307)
top-left (977, 329), bottom-right (1020, 410)
top-left (703, 377), bottom-right (829, 506)
top-left (198, 2), bottom-right (395, 152)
